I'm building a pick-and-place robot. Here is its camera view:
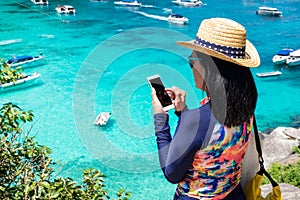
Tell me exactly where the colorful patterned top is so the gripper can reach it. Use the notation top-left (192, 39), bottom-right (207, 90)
top-left (176, 113), bottom-right (252, 199)
top-left (154, 99), bottom-right (252, 199)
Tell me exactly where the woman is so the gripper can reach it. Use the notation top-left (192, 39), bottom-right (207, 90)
top-left (151, 18), bottom-right (260, 199)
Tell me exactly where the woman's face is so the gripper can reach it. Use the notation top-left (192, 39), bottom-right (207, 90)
top-left (189, 51), bottom-right (206, 91)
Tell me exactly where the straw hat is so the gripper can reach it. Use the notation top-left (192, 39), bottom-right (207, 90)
top-left (177, 18), bottom-right (260, 67)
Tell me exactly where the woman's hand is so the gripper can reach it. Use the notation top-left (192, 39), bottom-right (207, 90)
top-left (151, 88), bottom-right (167, 114)
top-left (166, 86), bottom-right (187, 112)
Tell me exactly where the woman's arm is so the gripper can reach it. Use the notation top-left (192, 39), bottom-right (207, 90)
top-left (154, 106), bottom-right (215, 184)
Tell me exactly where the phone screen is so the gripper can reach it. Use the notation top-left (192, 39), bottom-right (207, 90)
top-left (147, 75), bottom-right (174, 111)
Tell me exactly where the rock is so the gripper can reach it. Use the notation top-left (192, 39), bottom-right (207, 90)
top-left (261, 127), bottom-right (300, 167)
top-left (279, 154), bottom-right (300, 166)
top-left (261, 183), bottom-right (300, 200)
top-left (242, 127), bottom-right (300, 198)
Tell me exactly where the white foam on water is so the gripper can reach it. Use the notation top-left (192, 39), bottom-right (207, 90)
top-left (163, 8), bottom-right (172, 13)
top-left (133, 11), bottom-right (168, 21)
top-left (0, 39), bottom-right (22, 46)
top-left (39, 34), bottom-right (55, 39)
top-left (141, 4), bottom-right (158, 8)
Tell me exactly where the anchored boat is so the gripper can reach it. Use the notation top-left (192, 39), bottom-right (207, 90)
top-left (94, 112), bottom-right (111, 126)
top-left (256, 71), bottom-right (282, 78)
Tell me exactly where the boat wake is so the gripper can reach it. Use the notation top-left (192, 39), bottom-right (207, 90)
top-left (39, 34), bottom-right (55, 39)
top-left (163, 8), bottom-right (172, 13)
top-left (141, 4), bottom-right (158, 8)
top-left (133, 11), bottom-right (168, 21)
top-left (0, 39), bottom-right (22, 46)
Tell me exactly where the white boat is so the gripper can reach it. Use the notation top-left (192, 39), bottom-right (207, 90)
top-left (168, 14), bottom-right (189, 25)
top-left (5, 53), bottom-right (44, 68)
top-left (56, 5), bottom-right (76, 15)
top-left (256, 7), bottom-right (282, 17)
top-left (171, 0), bottom-right (202, 7)
top-left (114, 0), bottom-right (142, 7)
top-left (0, 72), bottom-right (41, 89)
top-left (272, 48), bottom-right (294, 65)
top-left (31, 0), bottom-right (49, 5)
top-left (94, 112), bottom-right (111, 126)
top-left (286, 49), bottom-right (300, 67)
top-left (256, 71), bottom-right (282, 78)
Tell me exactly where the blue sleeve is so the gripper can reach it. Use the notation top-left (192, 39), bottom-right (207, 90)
top-left (154, 104), bottom-right (216, 184)
top-left (154, 106), bottom-right (215, 183)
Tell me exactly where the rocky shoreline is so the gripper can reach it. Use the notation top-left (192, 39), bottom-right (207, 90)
top-left (242, 127), bottom-right (300, 199)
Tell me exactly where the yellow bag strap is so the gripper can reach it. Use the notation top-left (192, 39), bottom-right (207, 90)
top-left (253, 115), bottom-right (279, 187)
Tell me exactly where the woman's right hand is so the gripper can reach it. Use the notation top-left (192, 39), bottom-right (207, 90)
top-left (167, 86), bottom-right (187, 112)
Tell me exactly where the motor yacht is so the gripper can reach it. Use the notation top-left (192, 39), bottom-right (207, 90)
top-left (31, 0), bottom-right (49, 5)
top-left (114, 0), bottom-right (142, 7)
top-left (272, 48), bottom-right (294, 65)
top-left (0, 72), bottom-right (41, 89)
top-left (56, 5), bottom-right (76, 15)
top-left (168, 14), bottom-right (188, 25)
top-left (286, 49), bottom-right (300, 67)
top-left (94, 112), bottom-right (111, 126)
top-left (5, 53), bottom-right (44, 68)
top-left (256, 7), bottom-right (282, 17)
top-left (171, 0), bottom-right (202, 7)
top-left (256, 71), bottom-right (282, 78)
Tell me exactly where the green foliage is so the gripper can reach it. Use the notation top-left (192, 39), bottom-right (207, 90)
top-left (0, 61), bottom-right (24, 84)
top-left (263, 161), bottom-right (300, 188)
top-left (0, 103), bottom-right (131, 199)
top-left (292, 146), bottom-right (300, 154)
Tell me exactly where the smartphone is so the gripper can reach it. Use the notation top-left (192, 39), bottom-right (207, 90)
top-left (147, 74), bottom-right (174, 111)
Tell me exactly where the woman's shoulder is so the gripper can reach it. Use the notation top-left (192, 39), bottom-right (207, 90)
top-left (183, 102), bottom-right (211, 115)
top-left (180, 103), bottom-right (213, 125)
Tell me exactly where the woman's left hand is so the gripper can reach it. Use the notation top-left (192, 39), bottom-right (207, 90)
top-left (151, 88), bottom-right (167, 114)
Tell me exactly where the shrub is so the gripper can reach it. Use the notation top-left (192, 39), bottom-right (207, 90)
top-left (0, 103), bottom-right (131, 199)
top-left (264, 161), bottom-right (300, 188)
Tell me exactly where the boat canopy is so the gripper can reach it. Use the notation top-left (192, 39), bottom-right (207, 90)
top-left (258, 6), bottom-right (278, 11)
top-left (121, 0), bottom-right (139, 2)
top-left (171, 14), bottom-right (184, 18)
top-left (6, 55), bottom-right (33, 64)
top-left (277, 49), bottom-right (294, 56)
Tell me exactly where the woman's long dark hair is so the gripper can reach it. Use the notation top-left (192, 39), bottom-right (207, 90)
top-left (200, 53), bottom-right (258, 127)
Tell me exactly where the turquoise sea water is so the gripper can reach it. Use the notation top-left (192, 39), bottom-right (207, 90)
top-left (1, 0), bottom-right (300, 199)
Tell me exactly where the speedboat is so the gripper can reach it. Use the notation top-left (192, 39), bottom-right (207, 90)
top-left (256, 71), bottom-right (282, 78)
top-left (168, 14), bottom-right (189, 25)
top-left (286, 49), bottom-right (300, 67)
top-left (31, 0), bottom-right (49, 5)
top-left (256, 7), bottom-right (282, 17)
top-left (114, 0), bottom-right (142, 7)
top-left (0, 72), bottom-right (41, 89)
top-left (5, 53), bottom-right (44, 68)
top-left (94, 112), bottom-right (111, 126)
top-left (171, 0), bottom-right (202, 7)
top-left (56, 5), bottom-right (76, 15)
top-left (272, 48), bottom-right (294, 65)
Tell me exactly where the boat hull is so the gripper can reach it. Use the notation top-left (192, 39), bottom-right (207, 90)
top-left (272, 55), bottom-right (289, 65)
top-left (5, 55), bottom-right (45, 68)
top-left (256, 71), bottom-right (282, 78)
top-left (94, 112), bottom-right (111, 126)
top-left (114, 1), bottom-right (142, 6)
top-left (286, 59), bottom-right (300, 67)
top-left (31, 0), bottom-right (49, 5)
top-left (256, 10), bottom-right (282, 16)
top-left (0, 73), bottom-right (41, 89)
top-left (171, 0), bottom-right (202, 7)
top-left (56, 6), bottom-right (76, 14)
